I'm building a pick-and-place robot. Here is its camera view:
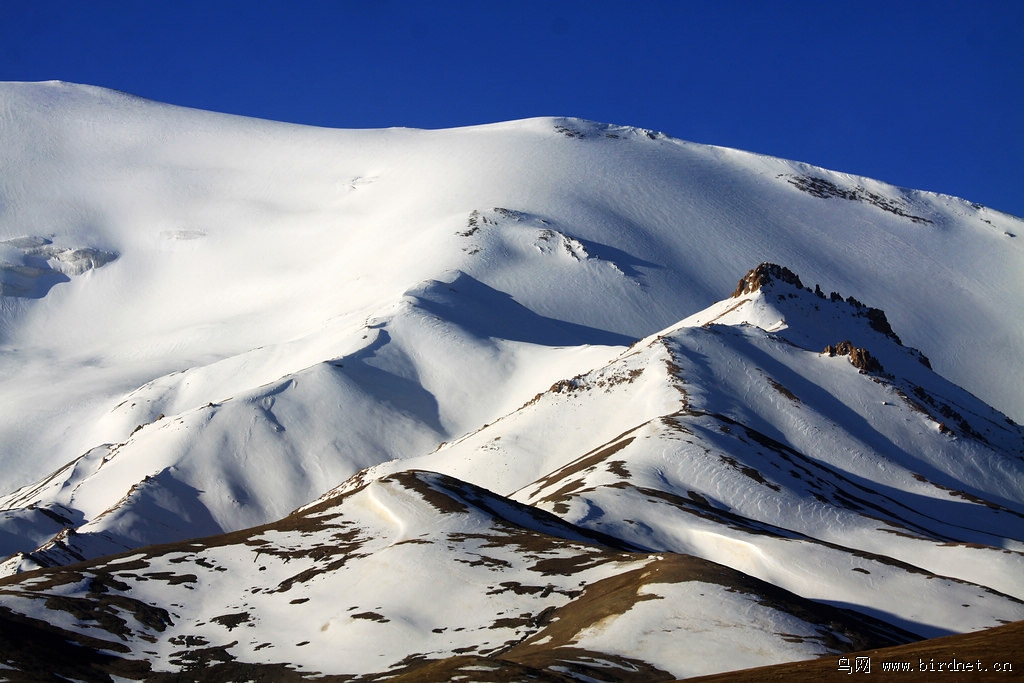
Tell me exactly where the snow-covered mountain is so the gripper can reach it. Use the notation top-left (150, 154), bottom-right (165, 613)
top-left (0, 81), bottom-right (1021, 679)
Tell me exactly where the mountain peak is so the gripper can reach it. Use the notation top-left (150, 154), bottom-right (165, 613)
top-left (730, 262), bottom-right (804, 297)
top-left (708, 262), bottom-right (907, 352)
top-left (727, 262), bottom-right (906, 350)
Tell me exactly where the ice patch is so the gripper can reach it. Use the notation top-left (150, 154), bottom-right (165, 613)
top-left (0, 235), bottom-right (117, 298)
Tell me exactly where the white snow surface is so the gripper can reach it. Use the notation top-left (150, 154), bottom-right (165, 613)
top-left (0, 81), bottom-right (1023, 679)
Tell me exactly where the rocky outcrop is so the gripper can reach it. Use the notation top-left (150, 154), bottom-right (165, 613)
top-left (823, 341), bottom-right (885, 374)
top-left (731, 263), bottom-right (803, 298)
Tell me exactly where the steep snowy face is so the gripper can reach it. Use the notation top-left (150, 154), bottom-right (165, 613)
top-left (1, 82), bottom-right (1022, 494)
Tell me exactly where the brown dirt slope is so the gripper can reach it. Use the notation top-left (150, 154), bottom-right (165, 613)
top-left (686, 620), bottom-right (1023, 682)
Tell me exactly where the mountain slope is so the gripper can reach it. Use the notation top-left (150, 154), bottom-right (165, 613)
top-left (2, 264), bottom-right (1019, 680)
top-left (2, 80), bottom-right (1022, 483)
top-left (687, 620), bottom-right (1024, 682)
top-left (2, 81), bottom-right (1022, 575)
top-left (0, 470), bottom-right (915, 681)
top-left (351, 264), bottom-right (1024, 638)
top-left (1, 81), bottom-right (1023, 679)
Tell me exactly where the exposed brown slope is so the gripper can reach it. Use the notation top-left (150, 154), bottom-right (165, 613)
top-left (686, 620), bottom-right (1023, 682)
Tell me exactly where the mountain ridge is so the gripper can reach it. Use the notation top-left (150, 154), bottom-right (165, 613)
top-left (0, 468), bottom-right (922, 681)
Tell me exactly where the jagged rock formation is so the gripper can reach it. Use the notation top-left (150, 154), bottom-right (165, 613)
top-left (823, 340), bottom-right (885, 374)
top-left (731, 262), bottom-right (804, 297)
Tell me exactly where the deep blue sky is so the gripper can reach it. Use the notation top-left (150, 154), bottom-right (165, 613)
top-left (2, 1), bottom-right (1022, 217)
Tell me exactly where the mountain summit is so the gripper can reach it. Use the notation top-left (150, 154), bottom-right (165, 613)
top-left (0, 82), bottom-right (1021, 679)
